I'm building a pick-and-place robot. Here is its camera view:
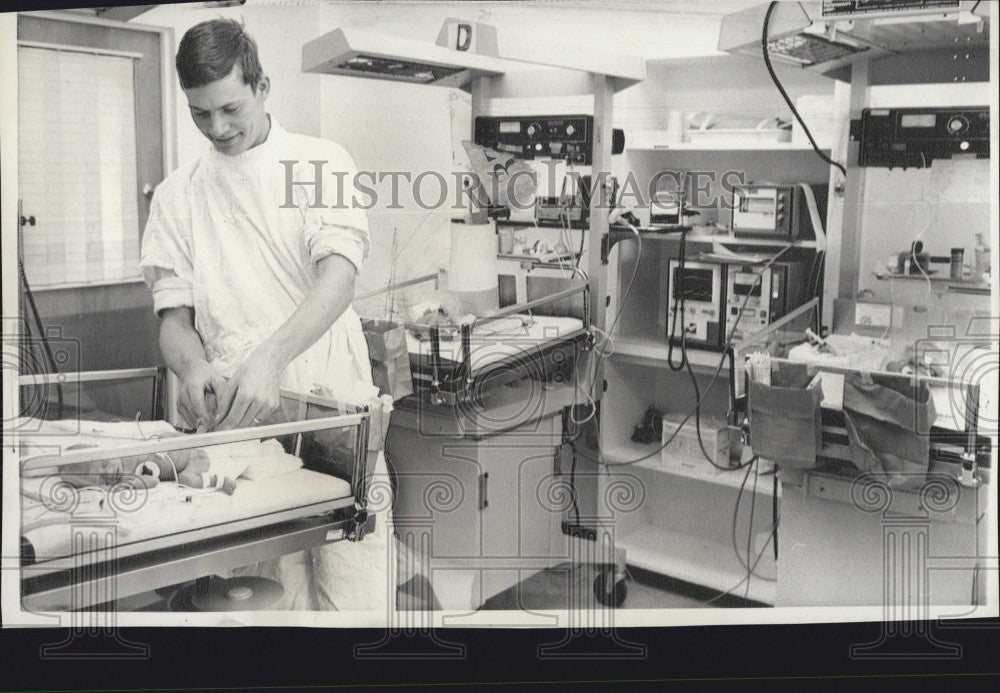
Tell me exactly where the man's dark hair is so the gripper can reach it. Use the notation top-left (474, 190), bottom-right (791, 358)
top-left (176, 18), bottom-right (263, 90)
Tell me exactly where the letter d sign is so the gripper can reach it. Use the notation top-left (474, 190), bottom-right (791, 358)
top-left (455, 23), bottom-right (472, 51)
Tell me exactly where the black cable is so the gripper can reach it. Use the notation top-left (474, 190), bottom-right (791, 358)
top-left (603, 225), bottom-right (642, 350)
top-left (574, 211), bottom-right (585, 270)
top-left (18, 248), bottom-right (64, 419)
top-left (746, 457), bottom-right (760, 598)
top-left (666, 232), bottom-right (687, 371)
top-left (706, 521), bottom-right (779, 606)
top-left (577, 224), bottom-right (643, 425)
top-left (772, 472), bottom-right (779, 561)
top-left (667, 232), bottom-right (726, 468)
top-left (729, 455), bottom-right (776, 585)
top-left (585, 245), bottom-right (794, 468)
top-left (676, 248), bottom-right (783, 469)
top-left (732, 456), bottom-right (756, 579)
top-left (685, 354), bottom-right (732, 471)
top-left (569, 441), bottom-right (582, 526)
top-left (805, 246), bottom-right (826, 302)
top-left (762, 2), bottom-right (848, 179)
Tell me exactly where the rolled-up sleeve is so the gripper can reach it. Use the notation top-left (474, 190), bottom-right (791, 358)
top-left (139, 190), bottom-right (194, 316)
top-left (298, 144), bottom-right (370, 273)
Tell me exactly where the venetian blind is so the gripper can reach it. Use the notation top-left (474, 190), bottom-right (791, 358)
top-left (18, 44), bottom-right (140, 287)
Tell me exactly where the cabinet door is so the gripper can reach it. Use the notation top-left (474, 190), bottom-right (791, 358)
top-left (386, 425), bottom-right (483, 559)
top-left (477, 445), bottom-right (559, 560)
top-left (388, 417), bottom-right (565, 605)
top-left (476, 442), bottom-right (561, 603)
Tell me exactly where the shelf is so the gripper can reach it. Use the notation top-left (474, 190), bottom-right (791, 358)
top-left (628, 141), bottom-right (828, 153)
top-left (498, 252), bottom-right (581, 265)
top-left (626, 130), bottom-right (833, 153)
top-left (602, 441), bottom-right (776, 496)
top-left (877, 272), bottom-right (989, 286)
top-left (496, 219), bottom-right (590, 231)
top-left (610, 327), bottom-right (728, 372)
top-left (634, 232), bottom-right (819, 249)
top-left (615, 523), bottom-right (776, 605)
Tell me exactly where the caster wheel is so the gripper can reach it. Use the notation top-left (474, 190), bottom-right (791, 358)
top-left (594, 567), bottom-right (627, 608)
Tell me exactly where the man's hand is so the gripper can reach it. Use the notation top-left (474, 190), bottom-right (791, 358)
top-left (213, 349), bottom-right (283, 430)
top-left (177, 361), bottom-right (228, 430)
top-left (209, 254), bottom-right (358, 430)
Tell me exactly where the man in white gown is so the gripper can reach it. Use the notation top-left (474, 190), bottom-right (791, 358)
top-left (140, 18), bottom-right (391, 612)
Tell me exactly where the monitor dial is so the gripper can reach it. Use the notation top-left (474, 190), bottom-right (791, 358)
top-left (947, 115), bottom-right (969, 135)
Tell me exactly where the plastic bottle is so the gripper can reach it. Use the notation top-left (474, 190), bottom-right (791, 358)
top-left (974, 233), bottom-right (990, 282)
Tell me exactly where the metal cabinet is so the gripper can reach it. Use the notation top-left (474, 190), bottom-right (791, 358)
top-left (386, 381), bottom-right (573, 609)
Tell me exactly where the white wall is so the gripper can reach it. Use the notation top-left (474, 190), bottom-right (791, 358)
top-left (308, 1), bottom-right (740, 307)
top-left (134, 0), bottom-right (995, 324)
top-left (141, 1), bottom-right (324, 167)
top-left (136, 1), bottom-right (793, 314)
top-left (856, 82), bottom-right (992, 316)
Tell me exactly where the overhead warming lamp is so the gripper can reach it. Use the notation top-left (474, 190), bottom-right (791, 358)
top-left (302, 19), bottom-right (645, 90)
top-left (718, 1), bottom-right (989, 75)
top-left (302, 26), bottom-right (507, 88)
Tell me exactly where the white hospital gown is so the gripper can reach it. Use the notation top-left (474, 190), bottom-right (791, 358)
top-left (140, 117), bottom-right (392, 612)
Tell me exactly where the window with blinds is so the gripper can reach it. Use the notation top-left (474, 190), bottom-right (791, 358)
top-left (17, 45), bottom-right (141, 288)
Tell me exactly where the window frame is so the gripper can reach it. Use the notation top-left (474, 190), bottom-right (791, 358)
top-left (16, 10), bottom-right (177, 292)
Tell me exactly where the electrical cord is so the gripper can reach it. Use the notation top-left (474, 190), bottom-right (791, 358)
top-left (585, 245), bottom-right (794, 469)
top-left (902, 164), bottom-right (935, 303)
top-left (663, 230), bottom-right (731, 469)
top-left (569, 440), bottom-right (582, 526)
top-left (665, 231), bottom-right (730, 469)
top-left (745, 457), bottom-right (760, 598)
top-left (666, 231), bottom-right (688, 372)
top-left (762, 2), bottom-right (847, 180)
top-left (573, 210), bottom-right (586, 270)
top-left (807, 250), bottom-right (825, 303)
top-left (729, 455), bottom-right (776, 583)
top-left (703, 516), bottom-right (778, 606)
top-left (686, 351), bottom-right (730, 470)
top-left (569, 369), bottom-right (598, 425)
top-left (603, 223), bottom-right (643, 350)
top-left (772, 471), bottom-right (779, 561)
top-left (17, 240), bottom-right (64, 419)
top-left (732, 456), bottom-right (756, 580)
top-left (571, 222), bottom-right (643, 429)
top-left (556, 206), bottom-right (578, 270)
top-left (702, 458), bottom-right (780, 606)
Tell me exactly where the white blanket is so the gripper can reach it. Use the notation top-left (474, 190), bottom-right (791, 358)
top-left (22, 468), bottom-right (352, 563)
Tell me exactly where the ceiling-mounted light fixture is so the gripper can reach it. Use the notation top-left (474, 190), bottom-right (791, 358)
top-left (719, 1), bottom-right (886, 71)
top-left (718, 1), bottom-right (989, 75)
top-left (302, 26), bottom-right (507, 88)
top-left (303, 19), bottom-right (645, 90)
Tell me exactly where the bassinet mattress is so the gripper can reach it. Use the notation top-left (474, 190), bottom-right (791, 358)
top-left (22, 469), bottom-right (353, 565)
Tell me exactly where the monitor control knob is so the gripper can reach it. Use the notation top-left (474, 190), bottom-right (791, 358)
top-left (947, 115), bottom-right (969, 134)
